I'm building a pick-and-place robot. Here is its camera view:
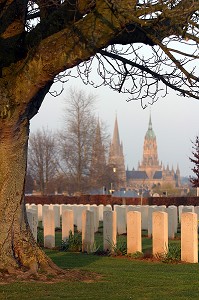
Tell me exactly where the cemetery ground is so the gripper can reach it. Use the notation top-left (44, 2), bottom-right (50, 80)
top-left (0, 223), bottom-right (199, 299)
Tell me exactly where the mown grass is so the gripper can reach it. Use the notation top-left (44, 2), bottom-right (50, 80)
top-left (0, 224), bottom-right (199, 300)
top-left (1, 251), bottom-right (199, 300)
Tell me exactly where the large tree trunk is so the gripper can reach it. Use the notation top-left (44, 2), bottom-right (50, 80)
top-left (0, 91), bottom-right (59, 276)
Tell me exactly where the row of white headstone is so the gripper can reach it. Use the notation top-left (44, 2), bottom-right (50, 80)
top-left (26, 203), bottom-right (198, 237)
top-left (26, 204), bottom-right (198, 263)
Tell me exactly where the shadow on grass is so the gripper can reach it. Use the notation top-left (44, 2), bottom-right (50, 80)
top-left (44, 231), bottom-right (154, 271)
top-left (45, 249), bottom-right (102, 269)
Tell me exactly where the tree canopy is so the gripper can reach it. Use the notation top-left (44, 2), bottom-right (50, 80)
top-left (1, 0), bottom-right (199, 116)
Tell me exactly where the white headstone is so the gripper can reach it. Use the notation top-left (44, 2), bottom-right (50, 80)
top-left (181, 212), bottom-right (198, 263)
top-left (115, 206), bottom-right (126, 235)
top-left (140, 205), bottom-right (149, 230)
top-left (72, 204), bottom-right (78, 226)
top-left (182, 206), bottom-right (194, 213)
top-left (98, 204), bottom-right (104, 221)
top-left (76, 205), bottom-right (88, 232)
top-left (168, 205), bottom-right (178, 233)
top-left (25, 203), bottom-right (30, 210)
top-left (37, 204), bottom-right (43, 222)
top-left (194, 206), bottom-right (199, 226)
top-left (167, 207), bottom-right (176, 239)
top-left (127, 211), bottom-right (142, 254)
top-left (53, 204), bottom-right (61, 228)
top-left (148, 206), bottom-right (157, 238)
top-left (90, 205), bottom-right (100, 232)
top-left (42, 204), bottom-right (50, 226)
top-left (82, 210), bottom-right (95, 253)
top-left (61, 204), bottom-right (72, 216)
top-left (62, 209), bottom-right (74, 241)
top-left (27, 209), bottom-right (38, 241)
top-left (178, 205), bottom-right (184, 223)
top-left (43, 209), bottom-right (55, 248)
top-left (104, 205), bottom-right (112, 213)
top-left (29, 204), bottom-right (38, 227)
top-left (103, 211), bottom-right (116, 252)
top-left (152, 211), bottom-right (168, 257)
top-left (158, 205), bottom-right (167, 212)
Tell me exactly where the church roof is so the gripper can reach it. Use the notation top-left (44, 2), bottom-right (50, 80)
top-left (145, 114), bottom-right (156, 139)
top-left (113, 190), bottom-right (138, 197)
top-left (153, 171), bottom-right (162, 179)
top-left (126, 170), bottom-right (163, 180)
top-left (126, 170), bottom-right (148, 180)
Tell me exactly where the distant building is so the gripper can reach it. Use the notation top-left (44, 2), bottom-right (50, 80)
top-left (108, 116), bottom-right (126, 190)
top-left (109, 114), bottom-right (181, 191)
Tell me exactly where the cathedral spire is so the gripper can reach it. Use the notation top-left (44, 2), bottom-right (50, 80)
top-left (95, 118), bottom-right (101, 141)
top-left (145, 113), bottom-right (155, 139)
top-left (112, 115), bottom-right (120, 147)
top-left (149, 112), bottom-right (152, 130)
top-left (176, 164), bottom-right (180, 174)
top-left (109, 116), bottom-right (126, 189)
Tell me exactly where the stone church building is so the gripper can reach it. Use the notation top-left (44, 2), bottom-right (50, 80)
top-left (108, 115), bottom-right (181, 191)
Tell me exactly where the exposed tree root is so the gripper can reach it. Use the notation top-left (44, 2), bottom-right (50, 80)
top-left (0, 267), bottom-right (102, 284)
top-left (0, 219), bottom-right (67, 280)
top-left (1, 230), bottom-right (102, 284)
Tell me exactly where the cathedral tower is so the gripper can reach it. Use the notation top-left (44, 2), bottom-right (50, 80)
top-left (109, 116), bottom-right (126, 189)
top-left (138, 114), bottom-right (162, 178)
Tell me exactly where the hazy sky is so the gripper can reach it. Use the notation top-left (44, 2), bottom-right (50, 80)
top-left (30, 77), bottom-right (199, 177)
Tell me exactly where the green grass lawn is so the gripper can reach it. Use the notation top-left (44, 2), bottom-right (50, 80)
top-left (1, 251), bottom-right (199, 300)
top-left (0, 225), bottom-right (199, 300)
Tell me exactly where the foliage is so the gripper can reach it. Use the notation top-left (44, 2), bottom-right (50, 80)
top-left (57, 229), bottom-right (181, 263)
top-left (164, 243), bottom-right (181, 263)
top-left (108, 239), bottom-right (127, 256)
top-left (60, 231), bottom-right (82, 252)
top-left (87, 241), bottom-right (101, 254)
top-left (37, 226), bottom-right (44, 248)
top-left (130, 251), bottom-right (144, 259)
top-left (189, 136), bottom-right (199, 188)
top-left (152, 183), bottom-right (182, 197)
top-left (155, 243), bottom-right (181, 263)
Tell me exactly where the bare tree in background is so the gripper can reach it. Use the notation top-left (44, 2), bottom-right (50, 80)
top-left (59, 88), bottom-right (97, 194)
top-left (28, 128), bottom-right (59, 195)
top-left (89, 119), bottom-right (112, 193)
top-left (25, 171), bottom-right (34, 194)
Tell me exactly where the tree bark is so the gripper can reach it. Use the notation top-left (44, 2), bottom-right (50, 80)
top-left (0, 91), bottom-right (58, 275)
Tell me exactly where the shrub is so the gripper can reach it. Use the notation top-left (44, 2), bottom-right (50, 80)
top-left (88, 241), bottom-right (100, 254)
top-left (156, 243), bottom-right (181, 263)
top-left (130, 251), bottom-right (144, 259)
top-left (37, 227), bottom-right (44, 247)
top-left (60, 231), bottom-right (82, 252)
top-left (108, 239), bottom-right (127, 256)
